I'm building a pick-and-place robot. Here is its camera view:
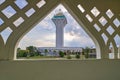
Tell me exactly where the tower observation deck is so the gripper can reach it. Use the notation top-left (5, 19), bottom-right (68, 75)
top-left (52, 9), bottom-right (67, 48)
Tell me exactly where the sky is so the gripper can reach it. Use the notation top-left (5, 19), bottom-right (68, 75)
top-left (18, 4), bottom-right (95, 49)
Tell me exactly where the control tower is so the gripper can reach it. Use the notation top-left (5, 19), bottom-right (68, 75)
top-left (52, 9), bottom-right (67, 48)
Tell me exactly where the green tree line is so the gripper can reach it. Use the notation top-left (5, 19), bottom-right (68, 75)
top-left (17, 46), bottom-right (39, 58)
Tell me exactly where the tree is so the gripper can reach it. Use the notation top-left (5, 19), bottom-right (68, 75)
top-left (17, 48), bottom-right (21, 57)
top-left (44, 49), bottom-right (48, 56)
top-left (35, 50), bottom-right (40, 56)
top-left (84, 47), bottom-right (90, 58)
top-left (59, 51), bottom-right (64, 57)
top-left (53, 50), bottom-right (56, 56)
top-left (26, 46), bottom-right (37, 57)
top-left (17, 50), bottom-right (28, 57)
top-left (76, 54), bottom-right (80, 59)
top-left (17, 48), bottom-right (21, 53)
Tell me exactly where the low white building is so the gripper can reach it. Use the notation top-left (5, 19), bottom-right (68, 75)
top-left (37, 47), bottom-right (83, 56)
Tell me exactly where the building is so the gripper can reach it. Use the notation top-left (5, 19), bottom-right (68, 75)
top-left (37, 47), bottom-right (83, 56)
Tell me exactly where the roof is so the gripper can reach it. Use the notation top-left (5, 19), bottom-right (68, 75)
top-left (53, 15), bottom-right (66, 19)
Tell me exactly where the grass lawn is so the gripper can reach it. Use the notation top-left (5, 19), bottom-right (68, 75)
top-left (17, 55), bottom-right (96, 60)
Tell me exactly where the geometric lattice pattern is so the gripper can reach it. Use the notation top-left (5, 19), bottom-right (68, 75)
top-left (14, 0), bottom-right (28, 9)
top-left (91, 7), bottom-right (100, 17)
top-left (0, 0), bottom-right (46, 59)
top-left (0, 0), bottom-right (120, 60)
top-left (0, 0), bottom-right (46, 44)
top-left (77, 3), bottom-right (120, 58)
top-left (0, 27), bottom-right (13, 44)
top-left (2, 6), bottom-right (17, 18)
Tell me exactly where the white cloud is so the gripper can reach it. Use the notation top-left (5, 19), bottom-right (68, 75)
top-left (18, 32), bottom-right (55, 49)
top-left (35, 39), bottom-right (55, 47)
top-left (64, 32), bottom-right (94, 48)
top-left (64, 33), bottom-right (75, 41)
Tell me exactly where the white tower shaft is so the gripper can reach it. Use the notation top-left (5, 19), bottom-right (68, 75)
top-left (52, 16), bottom-right (67, 48)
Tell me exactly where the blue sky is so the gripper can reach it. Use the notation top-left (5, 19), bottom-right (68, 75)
top-left (18, 4), bottom-right (95, 49)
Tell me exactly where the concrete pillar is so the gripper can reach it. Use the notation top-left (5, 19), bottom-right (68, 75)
top-left (118, 46), bottom-right (120, 59)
